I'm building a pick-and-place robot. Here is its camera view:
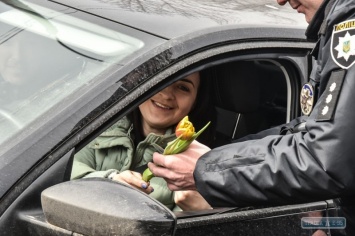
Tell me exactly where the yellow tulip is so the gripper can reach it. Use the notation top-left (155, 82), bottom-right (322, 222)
top-left (175, 116), bottom-right (195, 140)
top-left (142, 116), bottom-right (210, 182)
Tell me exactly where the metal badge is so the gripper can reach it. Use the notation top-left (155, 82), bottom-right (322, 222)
top-left (300, 83), bottom-right (314, 115)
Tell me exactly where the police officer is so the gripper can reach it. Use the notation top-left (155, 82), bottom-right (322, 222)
top-left (149, 0), bottom-right (355, 234)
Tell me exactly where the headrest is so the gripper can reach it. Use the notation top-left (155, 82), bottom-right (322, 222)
top-left (212, 61), bottom-right (261, 113)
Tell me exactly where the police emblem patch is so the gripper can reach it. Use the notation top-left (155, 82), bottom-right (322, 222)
top-left (331, 19), bottom-right (355, 69)
top-left (300, 83), bottom-right (314, 116)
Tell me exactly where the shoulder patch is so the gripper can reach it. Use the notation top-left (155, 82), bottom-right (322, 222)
top-left (316, 70), bottom-right (346, 121)
top-left (300, 83), bottom-right (314, 116)
top-left (331, 19), bottom-right (355, 69)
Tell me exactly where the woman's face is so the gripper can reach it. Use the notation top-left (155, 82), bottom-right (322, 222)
top-left (139, 72), bottom-right (200, 135)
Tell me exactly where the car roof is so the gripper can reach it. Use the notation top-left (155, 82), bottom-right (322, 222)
top-left (54, 0), bottom-right (308, 39)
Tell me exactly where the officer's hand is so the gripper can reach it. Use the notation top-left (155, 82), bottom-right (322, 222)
top-left (148, 140), bottom-right (210, 191)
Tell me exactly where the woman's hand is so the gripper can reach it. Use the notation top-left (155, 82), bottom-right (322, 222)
top-left (112, 170), bottom-right (154, 194)
top-left (174, 190), bottom-right (212, 211)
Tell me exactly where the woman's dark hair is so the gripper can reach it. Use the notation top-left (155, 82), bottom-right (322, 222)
top-left (188, 68), bottom-right (216, 147)
top-left (129, 69), bottom-right (216, 147)
top-left (129, 109), bottom-right (144, 146)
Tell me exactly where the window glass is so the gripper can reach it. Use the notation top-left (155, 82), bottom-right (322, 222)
top-left (0, 1), bottom-right (144, 144)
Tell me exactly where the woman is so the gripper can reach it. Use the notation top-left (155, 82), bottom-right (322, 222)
top-left (71, 70), bottom-right (215, 210)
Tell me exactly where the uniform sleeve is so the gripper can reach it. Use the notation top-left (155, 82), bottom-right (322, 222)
top-left (194, 67), bottom-right (355, 207)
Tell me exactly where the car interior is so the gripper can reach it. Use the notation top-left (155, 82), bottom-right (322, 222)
top-left (66, 59), bottom-right (291, 164)
top-left (210, 60), bottom-right (288, 147)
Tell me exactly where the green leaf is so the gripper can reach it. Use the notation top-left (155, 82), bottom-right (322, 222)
top-left (192, 121), bottom-right (210, 139)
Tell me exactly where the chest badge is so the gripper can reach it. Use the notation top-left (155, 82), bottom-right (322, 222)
top-left (331, 19), bottom-right (355, 69)
top-left (300, 83), bottom-right (314, 116)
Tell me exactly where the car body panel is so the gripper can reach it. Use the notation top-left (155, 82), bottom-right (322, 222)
top-left (54, 0), bottom-right (308, 39)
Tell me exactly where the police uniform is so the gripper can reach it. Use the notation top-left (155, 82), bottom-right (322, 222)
top-left (194, 0), bottom-right (355, 234)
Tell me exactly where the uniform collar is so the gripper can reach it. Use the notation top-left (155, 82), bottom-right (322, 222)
top-left (305, 0), bottom-right (334, 41)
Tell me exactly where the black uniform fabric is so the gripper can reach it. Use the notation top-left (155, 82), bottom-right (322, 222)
top-left (194, 0), bottom-right (355, 234)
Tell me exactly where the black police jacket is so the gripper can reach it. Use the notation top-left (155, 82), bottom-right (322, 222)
top-left (195, 0), bottom-right (355, 222)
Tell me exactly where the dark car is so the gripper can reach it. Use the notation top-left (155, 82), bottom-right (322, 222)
top-left (0, 0), bottom-right (347, 235)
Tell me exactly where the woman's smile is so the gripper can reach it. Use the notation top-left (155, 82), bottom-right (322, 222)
top-left (152, 100), bottom-right (173, 110)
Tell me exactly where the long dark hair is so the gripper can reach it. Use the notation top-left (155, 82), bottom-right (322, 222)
top-left (129, 69), bottom-right (216, 147)
top-left (188, 68), bottom-right (216, 147)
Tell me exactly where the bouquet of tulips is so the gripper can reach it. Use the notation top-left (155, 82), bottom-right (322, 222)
top-left (142, 116), bottom-right (210, 182)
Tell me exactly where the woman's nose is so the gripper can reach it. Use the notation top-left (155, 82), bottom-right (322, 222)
top-left (159, 86), bottom-right (174, 99)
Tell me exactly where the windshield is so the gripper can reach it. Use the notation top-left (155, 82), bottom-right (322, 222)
top-left (0, 0), bottom-right (144, 144)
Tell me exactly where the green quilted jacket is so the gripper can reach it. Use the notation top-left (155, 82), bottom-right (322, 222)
top-left (71, 116), bottom-right (178, 210)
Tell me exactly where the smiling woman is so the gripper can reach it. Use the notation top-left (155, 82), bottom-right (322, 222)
top-left (70, 70), bottom-right (216, 211)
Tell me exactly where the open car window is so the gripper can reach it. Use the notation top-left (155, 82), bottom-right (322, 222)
top-left (68, 57), bottom-right (299, 212)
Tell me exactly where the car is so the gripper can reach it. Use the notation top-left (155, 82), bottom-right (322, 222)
top-left (0, 0), bottom-right (348, 235)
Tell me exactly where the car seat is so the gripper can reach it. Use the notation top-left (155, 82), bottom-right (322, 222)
top-left (212, 60), bottom-right (286, 147)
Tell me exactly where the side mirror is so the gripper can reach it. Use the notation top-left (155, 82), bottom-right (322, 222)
top-left (41, 178), bottom-right (176, 235)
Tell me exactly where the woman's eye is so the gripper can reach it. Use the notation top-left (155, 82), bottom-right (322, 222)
top-left (178, 85), bottom-right (190, 92)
